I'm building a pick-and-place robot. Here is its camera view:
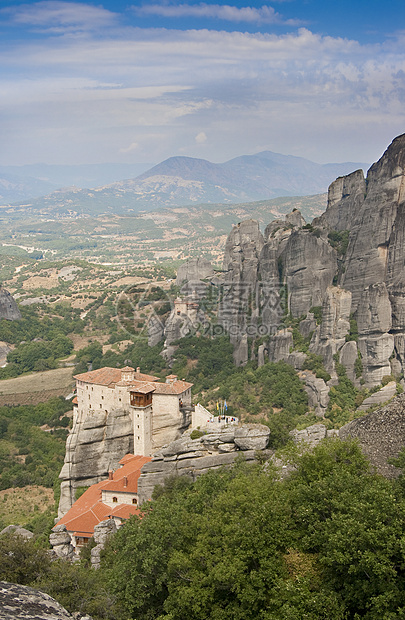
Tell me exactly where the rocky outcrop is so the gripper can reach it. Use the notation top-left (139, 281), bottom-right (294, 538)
top-left (290, 423), bottom-right (338, 448)
top-left (0, 582), bottom-right (79, 620)
top-left (357, 283), bottom-right (394, 386)
top-left (176, 257), bottom-right (214, 288)
top-left (309, 286), bottom-right (351, 373)
top-left (137, 424), bottom-right (270, 504)
top-left (268, 329), bottom-right (293, 363)
top-left (0, 288), bottom-right (21, 321)
top-left (91, 519), bottom-right (117, 569)
top-left (281, 230), bottom-right (337, 318)
top-left (299, 371), bottom-right (330, 416)
top-left (219, 220), bottom-right (267, 365)
top-left (0, 525), bottom-right (33, 540)
top-left (339, 392), bottom-right (405, 478)
top-left (357, 381), bottom-right (397, 411)
top-left (234, 424), bottom-right (271, 450)
top-left (313, 169), bottom-right (366, 232)
top-left (336, 135), bottom-right (405, 308)
top-left (0, 341), bottom-right (12, 367)
top-left (339, 340), bottom-right (359, 383)
top-left (58, 408), bottom-right (134, 517)
top-left (211, 134), bottom-right (405, 385)
top-left (49, 524), bottom-right (75, 560)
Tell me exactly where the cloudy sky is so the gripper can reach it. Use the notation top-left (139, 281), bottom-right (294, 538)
top-left (0, 0), bottom-right (404, 167)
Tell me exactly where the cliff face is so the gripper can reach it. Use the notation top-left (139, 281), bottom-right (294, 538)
top-left (0, 288), bottom-right (21, 321)
top-left (215, 134), bottom-right (405, 386)
top-left (58, 407), bottom-right (134, 517)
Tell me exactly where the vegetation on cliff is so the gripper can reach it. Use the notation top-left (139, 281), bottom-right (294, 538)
top-left (3, 439), bottom-right (405, 619)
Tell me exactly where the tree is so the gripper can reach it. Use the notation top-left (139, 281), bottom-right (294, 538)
top-left (0, 533), bottom-right (50, 585)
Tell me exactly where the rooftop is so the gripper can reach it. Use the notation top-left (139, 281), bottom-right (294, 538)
top-left (74, 367), bottom-right (159, 387)
top-left (74, 366), bottom-right (192, 395)
top-left (55, 454), bottom-right (152, 537)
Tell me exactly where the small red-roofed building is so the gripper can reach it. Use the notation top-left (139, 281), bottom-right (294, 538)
top-left (73, 365), bottom-right (193, 456)
top-left (54, 454), bottom-right (151, 553)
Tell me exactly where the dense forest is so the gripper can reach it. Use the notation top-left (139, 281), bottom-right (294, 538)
top-left (2, 439), bottom-right (405, 619)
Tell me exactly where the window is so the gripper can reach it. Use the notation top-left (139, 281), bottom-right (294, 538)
top-left (112, 497), bottom-right (118, 503)
top-left (132, 498), bottom-right (137, 505)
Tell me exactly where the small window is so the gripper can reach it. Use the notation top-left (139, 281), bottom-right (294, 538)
top-left (132, 498), bottom-right (137, 505)
top-left (112, 497), bottom-right (118, 503)
top-left (101, 396), bottom-right (104, 400)
top-left (100, 404), bottom-right (102, 408)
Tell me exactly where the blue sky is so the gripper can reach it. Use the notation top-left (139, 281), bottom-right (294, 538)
top-left (0, 0), bottom-right (404, 167)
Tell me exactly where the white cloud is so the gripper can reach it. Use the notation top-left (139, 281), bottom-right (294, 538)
top-left (120, 142), bottom-right (139, 153)
top-left (195, 131), bottom-right (207, 143)
top-left (2, 1), bottom-right (117, 32)
top-left (135, 3), bottom-right (302, 25)
top-left (0, 17), bottom-right (404, 165)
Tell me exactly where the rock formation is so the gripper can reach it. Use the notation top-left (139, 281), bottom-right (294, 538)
top-left (137, 424), bottom-right (271, 504)
top-left (212, 133), bottom-right (405, 393)
top-left (49, 524), bottom-right (75, 560)
top-left (339, 392), bottom-right (405, 478)
top-left (91, 519), bottom-right (117, 569)
top-left (0, 287), bottom-right (21, 321)
top-left (176, 257), bottom-right (214, 289)
top-left (58, 407), bottom-right (134, 517)
top-left (0, 581), bottom-right (80, 620)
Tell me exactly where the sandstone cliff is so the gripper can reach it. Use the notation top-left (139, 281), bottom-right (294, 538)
top-left (212, 134), bottom-right (405, 391)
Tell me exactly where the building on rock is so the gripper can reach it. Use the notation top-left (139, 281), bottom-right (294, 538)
top-left (53, 454), bottom-right (151, 555)
top-left (73, 365), bottom-right (193, 457)
top-left (58, 365), bottom-right (193, 517)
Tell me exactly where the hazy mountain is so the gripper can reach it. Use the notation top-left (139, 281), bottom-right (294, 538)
top-left (136, 151), bottom-right (369, 200)
top-left (0, 163), bottom-right (153, 204)
top-left (3, 151), bottom-right (369, 214)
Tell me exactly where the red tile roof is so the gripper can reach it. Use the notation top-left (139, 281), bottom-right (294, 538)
top-left (54, 454), bottom-right (151, 538)
top-left (102, 455), bottom-right (151, 493)
top-left (74, 367), bottom-right (159, 386)
top-left (153, 380), bottom-right (192, 395)
top-left (74, 366), bottom-right (193, 395)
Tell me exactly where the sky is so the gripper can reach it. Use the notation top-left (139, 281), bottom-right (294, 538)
top-left (0, 0), bottom-right (404, 167)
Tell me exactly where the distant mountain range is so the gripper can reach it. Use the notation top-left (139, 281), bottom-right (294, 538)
top-left (0, 163), bottom-right (153, 204)
top-left (0, 152), bottom-right (369, 214)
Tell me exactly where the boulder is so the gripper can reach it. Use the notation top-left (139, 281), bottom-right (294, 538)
top-left (93, 518), bottom-right (117, 546)
top-left (234, 424), bottom-right (270, 450)
top-left (0, 525), bottom-right (33, 540)
top-left (290, 423), bottom-right (338, 448)
top-left (49, 525), bottom-right (75, 560)
top-left (0, 581), bottom-right (75, 620)
top-left (357, 381), bottom-right (397, 411)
